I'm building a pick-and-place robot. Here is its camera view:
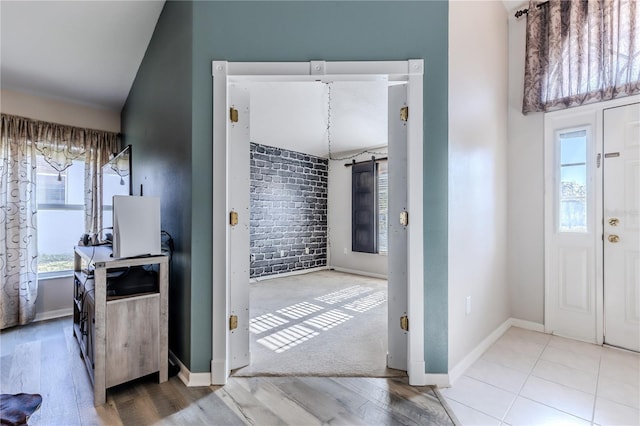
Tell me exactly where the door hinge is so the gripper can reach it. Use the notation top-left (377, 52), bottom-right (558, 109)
top-left (230, 107), bottom-right (239, 123)
top-left (230, 210), bottom-right (239, 226)
top-left (596, 153), bottom-right (601, 168)
top-left (400, 106), bottom-right (409, 122)
top-left (229, 315), bottom-right (238, 331)
top-left (400, 211), bottom-right (409, 226)
top-left (400, 315), bottom-right (409, 331)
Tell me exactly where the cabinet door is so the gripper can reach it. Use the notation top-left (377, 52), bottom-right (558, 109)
top-left (105, 295), bottom-right (159, 388)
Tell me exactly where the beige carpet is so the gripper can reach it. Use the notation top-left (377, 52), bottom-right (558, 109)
top-left (233, 270), bottom-right (406, 377)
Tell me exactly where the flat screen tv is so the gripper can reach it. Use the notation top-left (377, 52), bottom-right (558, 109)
top-left (112, 195), bottom-right (161, 258)
top-left (102, 145), bottom-right (132, 241)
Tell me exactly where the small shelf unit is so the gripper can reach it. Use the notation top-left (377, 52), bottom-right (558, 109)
top-left (72, 245), bottom-right (169, 406)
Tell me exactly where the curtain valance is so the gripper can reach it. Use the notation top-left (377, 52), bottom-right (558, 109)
top-left (523, 0), bottom-right (640, 113)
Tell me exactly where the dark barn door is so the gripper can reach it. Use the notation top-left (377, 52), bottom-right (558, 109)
top-left (352, 160), bottom-right (378, 253)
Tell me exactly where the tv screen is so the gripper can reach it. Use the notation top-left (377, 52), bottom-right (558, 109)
top-left (112, 195), bottom-right (161, 258)
top-left (102, 145), bottom-right (131, 242)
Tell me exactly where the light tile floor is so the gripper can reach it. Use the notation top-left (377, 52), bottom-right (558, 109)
top-left (441, 327), bottom-right (640, 425)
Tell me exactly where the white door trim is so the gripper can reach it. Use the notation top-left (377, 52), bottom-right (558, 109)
top-left (211, 60), bottom-right (425, 385)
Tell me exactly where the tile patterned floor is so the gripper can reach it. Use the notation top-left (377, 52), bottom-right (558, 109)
top-left (441, 327), bottom-right (640, 425)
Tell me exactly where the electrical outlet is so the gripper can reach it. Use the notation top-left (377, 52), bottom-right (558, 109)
top-left (280, 250), bottom-right (285, 257)
top-left (465, 296), bottom-right (471, 316)
top-left (305, 247), bottom-right (310, 254)
top-left (343, 247), bottom-right (348, 255)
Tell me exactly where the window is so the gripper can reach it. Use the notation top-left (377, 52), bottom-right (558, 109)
top-left (377, 161), bottom-right (388, 255)
top-left (351, 159), bottom-right (388, 255)
top-left (36, 156), bottom-right (85, 273)
top-left (558, 129), bottom-right (588, 233)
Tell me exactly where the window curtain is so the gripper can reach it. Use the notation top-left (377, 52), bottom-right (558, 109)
top-left (0, 114), bottom-right (38, 328)
top-left (30, 122), bottom-right (119, 235)
top-left (0, 113), bottom-right (119, 329)
top-left (523, 0), bottom-right (640, 113)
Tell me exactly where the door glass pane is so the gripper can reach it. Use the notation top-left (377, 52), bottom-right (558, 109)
top-left (558, 130), bottom-right (588, 233)
top-left (560, 130), bottom-right (587, 164)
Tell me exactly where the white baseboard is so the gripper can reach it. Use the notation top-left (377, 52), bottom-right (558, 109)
top-left (211, 358), bottom-right (228, 385)
top-left (424, 374), bottom-right (450, 388)
top-left (448, 317), bottom-right (546, 385)
top-left (34, 308), bottom-right (72, 322)
top-left (510, 318), bottom-right (545, 333)
top-left (171, 351), bottom-right (211, 387)
top-left (329, 266), bottom-right (387, 280)
top-left (250, 266), bottom-right (329, 282)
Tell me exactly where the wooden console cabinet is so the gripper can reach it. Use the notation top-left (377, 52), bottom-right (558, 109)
top-left (72, 246), bottom-right (169, 406)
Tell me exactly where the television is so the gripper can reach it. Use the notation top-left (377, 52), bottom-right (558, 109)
top-left (102, 145), bottom-right (132, 241)
top-left (112, 195), bottom-right (161, 258)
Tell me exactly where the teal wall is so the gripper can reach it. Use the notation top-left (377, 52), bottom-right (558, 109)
top-left (124, 0), bottom-right (449, 374)
top-left (121, 1), bottom-right (194, 367)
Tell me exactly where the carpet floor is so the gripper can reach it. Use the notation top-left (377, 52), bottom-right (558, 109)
top-left (233, 269), bottom-right (406, 377)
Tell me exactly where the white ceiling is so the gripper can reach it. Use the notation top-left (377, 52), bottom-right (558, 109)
top-left (250, 81), bottom-right (389, 158)
top-left (0, 0), bottom-right (165, 111)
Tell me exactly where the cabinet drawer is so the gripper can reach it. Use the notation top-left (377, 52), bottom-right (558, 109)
top-left (105, 294), bottom-right (159, 388)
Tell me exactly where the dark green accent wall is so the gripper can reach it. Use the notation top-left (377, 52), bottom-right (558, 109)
top-left (123, 0), bottom-right (449, 374)
top-left (121, 1), bottom-right (194, 368)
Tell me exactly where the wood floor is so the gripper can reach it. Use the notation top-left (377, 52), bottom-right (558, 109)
top-left (0, 317), bottom-right (458, 425)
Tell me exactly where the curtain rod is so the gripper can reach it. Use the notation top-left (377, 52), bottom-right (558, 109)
top-left (515, 1), bottom-right (549, 18)
top-left (344, 157), bottom-right (388, 167)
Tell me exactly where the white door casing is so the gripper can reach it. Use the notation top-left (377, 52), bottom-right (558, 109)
top-left (212, 60), bottom-right (426, 385)
top-left (544, 109), bottom-right (598, 343)
top-left (387, 83), bottom-right (408, 370)
top-left (603, 102), bottom-right (640, 352)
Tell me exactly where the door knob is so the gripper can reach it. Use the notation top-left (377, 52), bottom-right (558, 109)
top-left (608, 235), bottom-right (620, 243)
top-left (608, 218), bottom-right (620, 226)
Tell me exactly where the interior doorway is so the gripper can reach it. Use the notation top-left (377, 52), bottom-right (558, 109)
top-left (211, 60), bottom-right (425, 385)
top-left (230, 79), bottom-right (404, 377)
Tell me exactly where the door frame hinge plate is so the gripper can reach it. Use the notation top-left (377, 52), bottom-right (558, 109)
top-left (400, 315), bottom-right (409, 331)
top-left (400, 211), bottom-right (409, 226)
top-left (229, 314), bottom-right (238, 331)
top-left (230, 107), bottom-right (239, 123)
top-left (400, 106), bottom-right (408, 122)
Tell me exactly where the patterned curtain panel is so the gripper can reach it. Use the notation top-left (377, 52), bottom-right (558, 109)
top-left (0, 115), bottom-right (38, 328)
top-left (0, 114), bottom-right (119, 329)
top-left (523, 0), bottom-right (640, 113)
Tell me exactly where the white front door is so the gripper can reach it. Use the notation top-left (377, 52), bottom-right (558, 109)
top-left (603, 102), bottom-right (640, 352)
top-left (545, 110), bottom-right (598, 342)
top-left (387, 83), bottom-right (408, 370)
top-left (228, 84), bottom-right (251, 370)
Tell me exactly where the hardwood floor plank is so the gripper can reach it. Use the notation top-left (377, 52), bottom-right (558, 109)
top-left (219, 378), bottom-right (288, 425)
top-left (38, 335), bottom-right (81, 424)
top-left (234, 377), bottom-right (322, 426)
top-left (6, 340), bottom-right (41, 394)
top-left (268, 377), bottom-right (370, 425)
top-left (339, 377), bottom-right (454, 425)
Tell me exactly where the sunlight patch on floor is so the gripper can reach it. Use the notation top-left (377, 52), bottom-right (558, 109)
top-left (304, 309), bottom-right (353, 331)
top-left (343, 291), bottom-right (387, 313)
top-left (250, 313), bottom-right (290, 334)
top-left (314, 285), bottom-right (373, 305)
top-left (256, 324), bottom-right (320, 353)
top-left (277, 301), bottom-right (324, 319)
